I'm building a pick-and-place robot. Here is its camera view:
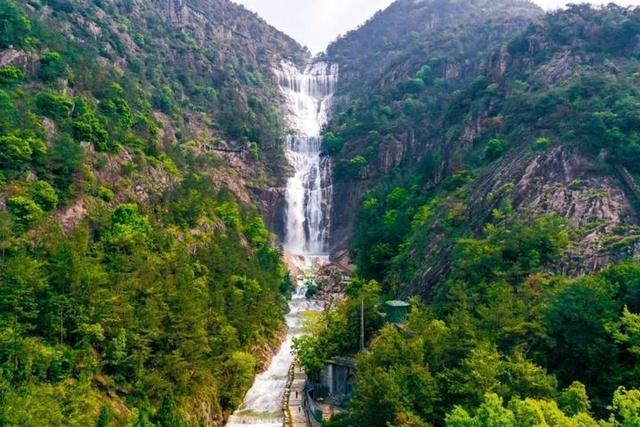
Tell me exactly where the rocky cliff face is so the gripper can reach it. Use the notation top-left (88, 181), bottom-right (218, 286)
top-left (24, 0), bottom-right (310, 237)
top-left (326, 0), bottom-right (542, 94)
top-left (326, 0), bottom-right (543, 257)
top-left (324, 1), bottom-right (640, 295)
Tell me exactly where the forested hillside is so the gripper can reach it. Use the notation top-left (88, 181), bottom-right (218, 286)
top-left (5, 0), bottom-right (640, 425)
top-left (325, 1), bottom-right (640, 295)
top-left (0, 0), bottom-right (306, 424)
top-left (290, 1), bottom-right (640, 426)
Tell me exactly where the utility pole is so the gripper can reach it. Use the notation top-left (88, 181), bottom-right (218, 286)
top-left (360, 295), bottom-right (364, 352)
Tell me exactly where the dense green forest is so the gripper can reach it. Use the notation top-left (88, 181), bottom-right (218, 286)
top-left (326, 3), bottom-right (640, 293)
top-left (4, 0), bottom-right (640, 425)
top-left (296, 214), bottom-right (640, 426)
top-left (0, 0), bottom-right (301, 424)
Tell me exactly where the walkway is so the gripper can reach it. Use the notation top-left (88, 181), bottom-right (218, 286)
top-left (286, 362), bottom-right (309, 427)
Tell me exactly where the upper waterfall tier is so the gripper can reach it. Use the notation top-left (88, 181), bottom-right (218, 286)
top-left (276, 60), bottom-right (338, 258)
top-left (275, 61), bottom-right (339, 137)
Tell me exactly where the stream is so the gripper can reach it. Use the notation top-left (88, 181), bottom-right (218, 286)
top-left (226, 60), bottom-right (338, 426)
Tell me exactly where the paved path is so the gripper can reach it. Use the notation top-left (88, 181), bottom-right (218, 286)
top-left (286, 363), bottom-right (309, 427)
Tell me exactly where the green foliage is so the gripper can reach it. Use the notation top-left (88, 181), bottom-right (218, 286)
top-left (154, 393), bottom-right (186, 427)
top-left (416, 65), bottom-right (433, 83)
top-left (533, 137), bottom-right (551, 151)
top-left (105, 203), bottom-right (151, 251)
top-left (317, 210), bottom-right (640, 425)
top-left (215, 201), bottom-right (241, 229)
top-left (6, 195), bottom-right (44, 231)
top-left (35, 91), bottom-right (74, 120)
top-left (559, 381), bottom-right (592, 416)
top-left (96, 186), bottom-right (115, 202)
top-left (71, 111), bottom-right (109, 149)
top-left (0, 0), bottom-right (299, 423)
top-left (294, 280), bottom-right (383, 377)
top-left (612, 387), bottom-right (640, 426)
top-left (0, 0), bottom-right (32, 49)
top-left (445, 393), bottom-right (601, 427)
top-left (324, 131), bottom-right (345, 155)
top-left (405, 77), bottom-right (426, 93)
top-left (0, 65), bottom-right (25, 85)
top-left (0, 134), bottom-right (33, 168)
top-left (30, 180), bottom-right (59, 211)
top-left (38, 51), bottom-right (68, 82)
top-left (343, 155), bottom-right (367, 179)
top-left (484, 138), bottom-right (508, 160)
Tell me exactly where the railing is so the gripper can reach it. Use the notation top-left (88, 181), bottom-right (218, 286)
top-left (304, 387), bottom-right (323, 427)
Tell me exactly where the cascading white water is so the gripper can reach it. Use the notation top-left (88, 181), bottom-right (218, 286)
top-left (226, 61), bottom-right (337, 426)
top-left (279, 61), bottom-right (338, 258)
top-left (225, 284), bottom-right (323, 427)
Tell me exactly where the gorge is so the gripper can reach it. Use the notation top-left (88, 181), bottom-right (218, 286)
top-left (227, 60), bottom-right (338, 425)
top-left (3, 0), bottom-right (640, 425)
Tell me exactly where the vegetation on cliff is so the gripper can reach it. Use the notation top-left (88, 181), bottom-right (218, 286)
top-left (326, 2), bottom-right (640, 294)
top-left (0, 0), bottom-right (304, 423)
top-left (296, 2), bottom-right (640, 426)
top-left (298, 214), bottom-right (640, 426)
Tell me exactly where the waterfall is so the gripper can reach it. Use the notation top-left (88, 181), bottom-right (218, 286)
top-left (278, 61), bottom-right (338, 259)
top-left (226, 61), bottom-right (337, 426)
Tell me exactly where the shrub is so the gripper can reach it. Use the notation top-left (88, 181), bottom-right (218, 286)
top-left (30, 180), bottom-right (58, 211)
top-left (484, 138), bottom-right (508, 160)
top-left (0, 0), bottom-right (32, 49)
top-left (106, 203), bottom-right (151, 251)
top-left (215, 201), bottom-right (241, 229)
top-left (0, 65), bottom-right (25, 85)
top-left (348, 155), bottom-right (367, 177)
top-left (533, 137), bottom-right (551, 151)
top-left (405, 78), bottom-right (426, 93)
top-left (324, 132), bottom-right (345, 155)
top-left (27, 137), bottom-right (47, 164)
top-left (38, 51), bottom-right (68, 82)
top-left (0, 134), bottom-right (32, 166)
top-left (97, 186), bottom-right (115, 202)
top-left (36, 91), bottom-right (74, 120)
top-left (72, 112), bottom-right (108, 148)
top-left (6, 196), bottom-right (44, 232)
top-left (416, 65), bottom-right (433, 83)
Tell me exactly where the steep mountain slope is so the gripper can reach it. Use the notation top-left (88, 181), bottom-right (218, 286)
top-left (0, 0), bottom-right (307, 424)
top-left (327, 0), bottom-right (542, 94)
top-left (324, 1), bottom-right (640, 297)
top-left (293, 4), bottom-right (640, 426)
top-left (325, 0), bottom-right (543, 256)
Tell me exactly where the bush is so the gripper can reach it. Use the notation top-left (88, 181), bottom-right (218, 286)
top-left (0, 134), bottom-right (32, 166)
top-left (38, 52), bottom-right (68, 82)
top-left (97, 186), bottom-right (115, 202)
top-left (106, 203), bottom-right (151, 251)
top-left (533, 137), bottom-right (551, 151)
top-left (30, 180), bottom-right (58, 211)
top-left (484, 138), bottom-right (508, 160)
top-left (36, 92), bottom-right (74, 120)
top-left (416, 65), bottom-right (433, 83)
top-left (324, 132), bottom-right (345, 155)
top-left (72, 112), bottom-right (108, 149)
top-left (28, 137), bottom-right (47, 165)
top-left (348, 155), bottom-right (367, 178)
top-left (6, 196), bottom-right (44, 232)
top-left (0, 66), bottom-right (25, 85)
top-left (405, 78), bottom-right (426, 93)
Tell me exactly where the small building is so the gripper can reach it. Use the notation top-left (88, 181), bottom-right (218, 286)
top-left (321, 357), bottom-right (356, 401)
top-left (384, 300), bottom-right (410, 324)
